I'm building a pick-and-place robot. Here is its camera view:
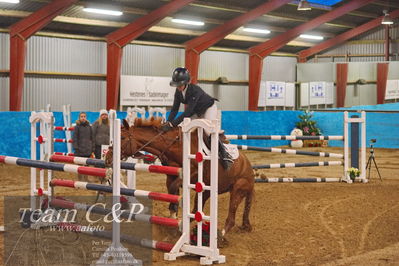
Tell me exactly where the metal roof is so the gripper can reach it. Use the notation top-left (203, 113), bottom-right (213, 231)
top-left (0, 0), bottom-right (397, 56)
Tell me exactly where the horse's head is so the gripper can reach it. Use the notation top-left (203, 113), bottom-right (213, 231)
top-left (105, 117), bottom-right (177, 166)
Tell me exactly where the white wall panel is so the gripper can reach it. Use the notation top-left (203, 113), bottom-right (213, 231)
top-left (263, 56), bottom-right (297, 82)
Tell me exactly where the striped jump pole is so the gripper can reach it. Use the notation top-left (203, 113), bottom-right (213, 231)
top-left (49, 198), bottom-right (180, 228)
top-left (50, 154), bottom-right (181, 176)
top-left (0, 155), bottom-right (107, 178)
top-left (253, 161), bottom-right (343, 169)
top-left (56, 223), bottom-right (173, 252)
top-left (237, 145), bottom-right (344, 158)
top-left (53, 152), bottom-right (74, 156)
top-left (54, 138), bottom-right (73, 143)
top-left (255, 178), bottom-right (341, 183)
top-left (50, 179), bottom-right (181, 204)
top-left (54, 126), bottom-right (74, 131)
top-left (226, 135), bottom-right (344, 140)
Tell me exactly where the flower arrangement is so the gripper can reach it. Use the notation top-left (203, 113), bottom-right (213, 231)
top-left (295, 111), bottom-right (322, 136)
top-left (347, 167), bottom-right (360, 181)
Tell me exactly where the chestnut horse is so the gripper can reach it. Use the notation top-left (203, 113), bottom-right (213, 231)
top-left (107, 117), bottom-right (255, 234)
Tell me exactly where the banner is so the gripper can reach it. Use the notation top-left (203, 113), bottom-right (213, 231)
top-left (120, 75), bottom-right (175, 106)
top-left (385, 80), bottom-right (399, 100)
top-left (265, 81), bottom-right (286, 106)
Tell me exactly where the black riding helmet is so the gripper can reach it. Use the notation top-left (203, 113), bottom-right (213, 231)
top-left (170, 67), bottom-right (190, 87)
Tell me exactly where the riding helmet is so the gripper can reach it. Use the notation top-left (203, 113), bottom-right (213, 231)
top-left (170, 67), bottom-right (190, 87)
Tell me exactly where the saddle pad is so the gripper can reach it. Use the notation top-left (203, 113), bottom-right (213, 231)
top-left (201, 143), bottom-right (239, 160)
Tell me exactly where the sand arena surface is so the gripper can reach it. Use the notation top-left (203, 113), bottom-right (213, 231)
top-left (0, 147), bottom-right (398, 265)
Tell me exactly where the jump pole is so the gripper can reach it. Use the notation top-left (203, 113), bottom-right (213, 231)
top-left (50, 179), bottom-right (181, 204)
top-left (56, 222), bottom-right (174, 252)
top-left (49, 154), bottom-right (181, 176)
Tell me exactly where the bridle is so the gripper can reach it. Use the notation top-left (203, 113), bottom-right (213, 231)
top-left (121, 126), bottom-right (181, 164)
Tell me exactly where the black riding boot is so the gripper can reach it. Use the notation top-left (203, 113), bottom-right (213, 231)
top-left (218, 140), bottom-right (234, 170)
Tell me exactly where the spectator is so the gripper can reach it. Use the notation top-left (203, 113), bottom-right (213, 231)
top-left (92, 109), bottom-right (110, 159)
top-left (72, 112), bottom-right (93, 158)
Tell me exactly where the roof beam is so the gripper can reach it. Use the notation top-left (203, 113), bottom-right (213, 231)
top-left (184, 0), bottom-right (292, 83)
top-left (105, 0), bottom-right (195, 110)
top-left (9, 0), bottom-right (77, 111)
top-left (247, 0), bottom-right (376, 111)
top-left (298, 8), bottom-right (399, 62)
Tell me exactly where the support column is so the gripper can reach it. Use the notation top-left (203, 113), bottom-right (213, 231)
top-left (185, 49), bottom-right (200, 84)
top-left (376, 63), bottom-right (389, 104)
top-left (106, 43), bottom-right (123, 110)
top-left (248, 54), bottom-right (263, 111)
top-left (385, 25), bottom-right (390, 61)
top-left (336, 63), bottom-right (348, 108)
top-left (9, 36), bottom-right (26, 111)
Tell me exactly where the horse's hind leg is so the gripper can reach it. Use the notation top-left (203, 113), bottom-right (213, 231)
top-left (240, 188), bottom-right (253, 232)
top-left (223, 179), bottom-right (249, 235)
top-left (166, 175), bottom-right (182, 218)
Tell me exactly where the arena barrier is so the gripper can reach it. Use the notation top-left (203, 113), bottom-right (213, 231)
top-left (227, 112), bottom-right (367, 183)
top-left (26, 111), bottom-right (225, 264)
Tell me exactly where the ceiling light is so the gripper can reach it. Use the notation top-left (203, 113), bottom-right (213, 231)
top-left (0, 0), bottom-right (19, 3)
top-left (298, 0), bottom-right (311, 11)
top-left (381, 10), bottom-right (394, 25)
top-left (300, 34), bottom-right (324, 40)
top-left (243, 27), bottom-right (271, 35)
top-left (171, 18), bottom-right (204, 26)
top-left (83, 8), bottom-right (123, 16)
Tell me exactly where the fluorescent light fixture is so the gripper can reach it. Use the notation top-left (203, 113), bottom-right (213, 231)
top-left (243, 27), bottom-right (271, 35)
top-left (300, 34), bottom-right (324, 40)
top-left (298, 0), bottom-right (311, 11)
top-left (83, 8), bottom-right (123, 16)
top-left (171, 18), bottom-right (204, 26)
top-left (0, 0), bottom-right (20, 3)
top-left (382, 10), bottom-right (394, 25)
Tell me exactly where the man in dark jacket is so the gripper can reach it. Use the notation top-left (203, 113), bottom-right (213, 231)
top-left (72, 112), bottom-right (93, 158)
top-left (162, 67), bottom-right (233, 170)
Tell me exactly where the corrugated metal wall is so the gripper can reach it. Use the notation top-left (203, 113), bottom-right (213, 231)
top-left (0, 33), bottom-right (9, 69)
top-left (0, 77), bottom-right (9, 111)
top-left (26, 36), bottom-right (106, 73)
top-left (23, 77), bottom-right (105, 111)
top-left (122, 44), bottom-right (183, 76)
top-left (319, 26), bottom-right (399, 62)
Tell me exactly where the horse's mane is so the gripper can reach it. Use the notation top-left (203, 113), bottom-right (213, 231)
top-left (133, 117), bottom-right (164, 128)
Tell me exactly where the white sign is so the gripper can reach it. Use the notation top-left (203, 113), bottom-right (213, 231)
top-left (301, 82), bottom-right (334, 106)
top-left (266, 81), bottom-right (285, 106)
top-left (258, 81), bottom-right (295, 107)
top-left (120, 75), bottom-right (176, 106)
top-left (385, 80), bottom-right (399, 100)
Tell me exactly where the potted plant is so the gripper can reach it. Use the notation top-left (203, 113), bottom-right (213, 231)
top-left (347, 167), bottom-right (360, 182)
top-left (295, 111), bottom-right (326, 147)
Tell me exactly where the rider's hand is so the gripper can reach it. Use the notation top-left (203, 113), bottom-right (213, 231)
top-left (160, 121), bottom-right (173, 132)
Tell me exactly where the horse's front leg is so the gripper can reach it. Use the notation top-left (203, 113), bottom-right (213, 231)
top-left (166, 175), bottom-right (182, 219)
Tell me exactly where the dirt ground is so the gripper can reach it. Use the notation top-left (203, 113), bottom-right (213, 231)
top-left (1, 146), bottom-right (399, 265)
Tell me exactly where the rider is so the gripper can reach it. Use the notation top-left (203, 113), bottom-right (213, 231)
top-left (161, 67), bottom-right (233, 170)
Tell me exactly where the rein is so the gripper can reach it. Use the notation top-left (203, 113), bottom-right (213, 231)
top-left (124, 127), bottom-right (181, 164)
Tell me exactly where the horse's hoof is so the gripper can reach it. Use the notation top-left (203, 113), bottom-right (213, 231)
top-left (239, 224), bottom-right (253, 232)
top-left (217, 230), bottom-right (229, 248)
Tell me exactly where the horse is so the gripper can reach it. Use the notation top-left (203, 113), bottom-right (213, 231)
top-left (106, 117), bottom-right (255, 234)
